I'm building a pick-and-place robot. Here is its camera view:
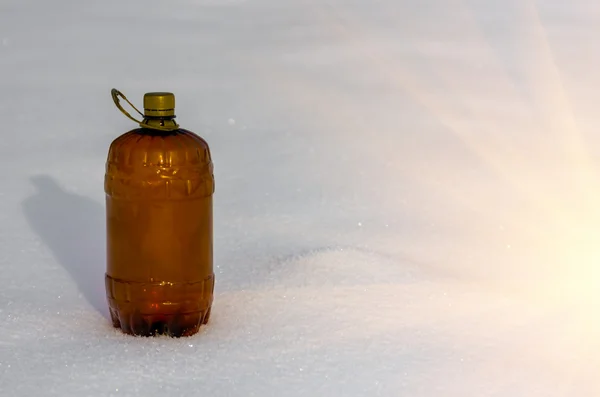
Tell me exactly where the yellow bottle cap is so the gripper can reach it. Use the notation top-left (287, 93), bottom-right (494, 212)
top-left (143, 92), bottom-right (175, 117)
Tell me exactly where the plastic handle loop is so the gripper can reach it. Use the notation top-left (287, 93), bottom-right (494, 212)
top-left (111, 88), bottom-right (179, 132)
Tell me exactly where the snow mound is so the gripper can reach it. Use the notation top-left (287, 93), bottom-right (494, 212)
top-left (266, 246), bottom-right (423, 288)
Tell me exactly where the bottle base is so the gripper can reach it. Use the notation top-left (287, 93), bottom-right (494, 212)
top-left (105, 274), bottom-right (215, 337)
top-left (109, 307), bottom-right (211, 337)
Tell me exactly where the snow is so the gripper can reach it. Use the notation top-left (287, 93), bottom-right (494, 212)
top-left (2, 0), bottom-right (600, 395)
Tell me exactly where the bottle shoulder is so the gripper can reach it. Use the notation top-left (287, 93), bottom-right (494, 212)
top-left (107, 128), bottom-right (212, 168)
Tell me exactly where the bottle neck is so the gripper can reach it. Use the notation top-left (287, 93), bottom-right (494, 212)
top-left (141, 116), bottom-right (178, 131)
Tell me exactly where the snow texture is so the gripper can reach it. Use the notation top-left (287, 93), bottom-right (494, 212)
top-left (2, 0), bottom-right (600, 395)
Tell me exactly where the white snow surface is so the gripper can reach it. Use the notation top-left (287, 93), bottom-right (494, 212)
top-left (2, 0), bottom-right (600, 395)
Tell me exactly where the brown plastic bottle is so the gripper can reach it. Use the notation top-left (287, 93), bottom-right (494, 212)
top-left (105, 90), bottom-right (215, 337)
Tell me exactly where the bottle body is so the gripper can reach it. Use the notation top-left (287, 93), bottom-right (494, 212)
top-left (105, 127), bottom-right (214, 337)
